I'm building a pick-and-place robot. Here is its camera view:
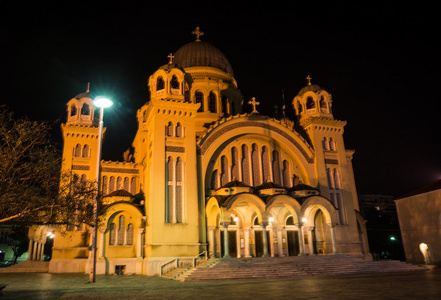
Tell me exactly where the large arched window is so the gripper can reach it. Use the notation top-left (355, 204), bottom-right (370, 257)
top-left (195, 91), bottom-right (204, 112)
top-left (176, 123), bottom-right (183, 137)
top-left (176, 157), bottom-right (184, 223)
top-left (109, 223), bottom-right (116, 245)
top-left (82, 144), bottom-right (90, 158)
top-left (70, 105), bottom-right (77, 116)
top-left (118, 215), bottom-right (125, 245)
top-left (102, 176), bottom-right (108, 195)
top-left (81, 103), bottom-right (90, 115)
top-left (74, 144), bottom-right (82, 157)
top-left (157, 76), bottom-right (165, 90)
top-left (306, 97), bottom-right (315, 109)
top-left (272, 150), bottom-right (281, 185)
top-left (109, 176), bottom-right (115, 193)
top-left (126, 224), bottom-right (134, 245)
top-left (209, 92), bottom-right (217, 113)
top-left (261, 146), bottom-right (271, 183)
top-left (231, 147), bottom-right (239, 180)
top-left (241, 145), bottom-right (251, 186)
top-left (170, 75), bottom-right (179, 90)
top-left (167, 122), bottom-right (174, 137)
top-left (251, 144), bottom-right (261, 186)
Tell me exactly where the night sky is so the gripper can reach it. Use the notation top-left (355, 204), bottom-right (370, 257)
top-left (1, 2), bottom-right (440, 197)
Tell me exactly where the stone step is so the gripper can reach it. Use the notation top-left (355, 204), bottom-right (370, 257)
top-left (0, 261), bottom-right (49, 273)
top-left (183, 256), bottom-right (427, 282)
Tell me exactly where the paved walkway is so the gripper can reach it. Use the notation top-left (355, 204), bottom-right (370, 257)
top-left (1, 268), bottom-right (440, 299)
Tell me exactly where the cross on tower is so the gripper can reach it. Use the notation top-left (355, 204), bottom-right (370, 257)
top-left (192, 26), bottom-right (204, 42)
top-left (306, 75), bottom-right (312, 85)
top-left (86, 82), bottom-right (90, 93)
top-left (248, 97), bottom-right (260, 114)
top-left (168, 53), bottom-right (174, 64)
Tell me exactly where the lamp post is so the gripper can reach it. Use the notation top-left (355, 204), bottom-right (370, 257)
top-left (89, 96), bottom-right (113, 283)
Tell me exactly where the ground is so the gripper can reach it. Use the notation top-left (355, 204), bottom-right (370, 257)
top-left (1, 268), bottom-right (440, 299)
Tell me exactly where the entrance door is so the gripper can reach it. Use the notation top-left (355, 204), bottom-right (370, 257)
top-left (254, 231), bottom-right (270, 257)
top-left (228, 231), bottom-right (237, 257)
top-left (287, 230), bottom-right (299, 256)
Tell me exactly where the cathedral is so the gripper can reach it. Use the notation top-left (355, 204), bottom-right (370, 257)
top-left (28, 28), bottom-right (370, 275)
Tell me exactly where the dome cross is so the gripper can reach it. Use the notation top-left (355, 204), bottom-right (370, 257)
top-left (248, 97), bottom-right (260, 114)
top-left (306, 75), bottom-right (312, 85)
top-left (192, 26), bottom-right (204, 42)
top-left (167, 53), bottom-right (174, 64)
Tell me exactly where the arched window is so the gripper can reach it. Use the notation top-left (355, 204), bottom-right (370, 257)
top-left (167, 122), bottom-right (174, 137)
top-left (323, 137), bottom-right (329, 151)
top-left (74, 144), bottom-right (82, 157)
top-left (170, 75), bottom-right (179, 90)
top-left (102, 176), bottom-right (108, 195)
top-left (118, 215), bottom-right (125, 245)
top-left (195, 91), bottom-right (204, 112)
top-left (70, 105), bottom-right (77, 117)
top-left (327, 168), bottom-right (335, 189)
top-left (320, 96), bottom-right (327, 109)
top-left (130, 177), bottom-right (136, 195)
top-left (82, 144), bottom-right (90, 158)
top-left (241, 145), bottom-right (251, 186)
top-left (81, 103), bottom-right (90, 115)
top-left (286, 216), bottom-right (294, 225)
top-left (261, 146), bottom-right (271, 183)
top-left (109, 176), bottom-right (115, 193)
top-left (166, 157), bottom-right (174, 223)
top-left (109, 223), bottom-right (116, 245)
top-left (209, 92), bottom-right (217, 113)
top-left (116, 177), bottom-right (122, 190)
top-left (126, 224), bottom-right (134, 245)
top-left (231, 147), bottom-right (239, 180)
top-left (176, 157), bottom-right (184, 223)
top-left (282, 160), bottom-right (290, 187)
top-left (334, 169), bottom-right (341, 189)
top-left (272, 150), bottom-right (281, 185)
top-left (329, 138), bottom-right (336, 151)
top-left (176, 123), bottom-right (183, 137)
top-left (220, 155), bottom-right (229, 187)
top-left (157, 76), bottom-right (165, 90)
top-left (306, 97), bottom-right (315, 109)
top-left (124, 177), bottom-right (130, 191)
top-left (211, 169), bottom-right (219, 190)
top-left (251, 144), bottom-right (261, 186)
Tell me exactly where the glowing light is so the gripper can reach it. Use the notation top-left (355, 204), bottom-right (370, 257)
top-left (390, 236), bottom-right (396, 241)
top-left (234, 217), bottom-right (239, 222)
top-left (93, 96), bottom-right (113, 108)
top-left (269, 217), bottom-right (274, 223)
top-left (302, 217), bottom-right (307, 223)
top-left (47, 232), bottom-right (52, 236)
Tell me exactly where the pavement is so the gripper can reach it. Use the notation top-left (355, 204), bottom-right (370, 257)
top-left (0, 267), bottom-right (440, 299)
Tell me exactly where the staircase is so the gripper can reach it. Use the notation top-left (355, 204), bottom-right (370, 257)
top-left (182, 255), bottom-right (427, 282)
top-left (0, 260), bottom-right (49, 273)
top-left (162, 257), bottom-right (221, 281)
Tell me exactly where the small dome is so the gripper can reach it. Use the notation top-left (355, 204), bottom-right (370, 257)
top-left (297, 84), bottom-right (322, 97)
top-left (173, 41), bottom-right (234, 76)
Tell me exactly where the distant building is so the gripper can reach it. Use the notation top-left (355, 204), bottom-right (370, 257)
top-left (30, 28), bottom-right (370, 275)
top-left (358, 194), bottom-right (404, 260)
top-left (395, 180), bottom-right (441, 265)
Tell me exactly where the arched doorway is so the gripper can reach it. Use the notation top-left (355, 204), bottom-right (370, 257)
top-left (313, 210), bottom-right (330, 254)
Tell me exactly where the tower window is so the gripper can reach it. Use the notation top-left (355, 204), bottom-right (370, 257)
top-left (157, 76), bottom-right (165, 90)
top-left (306, 97), bottom-right (315, 109)
top-left (209, 92), bottom-right (217, 113)
top-left (70, 105), bottom-right (77, 117)
top-left (170, 75), bottom-right (179, 90)
top-left (222, 96), bottom-right (229, 114)
top-left (297, 101), bottom-right (303, 114)
top-left (81, 104), bottom-right (90, 115)
top-left (195, 91), bottom-right (204, 112)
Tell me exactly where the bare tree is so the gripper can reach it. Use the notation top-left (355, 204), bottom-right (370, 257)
top-left (0, 107), bottom-right (97, 226)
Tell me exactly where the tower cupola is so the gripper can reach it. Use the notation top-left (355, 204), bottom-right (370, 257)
top-left (293, 75), bottom-right (333, 121)
top-left (65, 83), bottom-right (97, 126)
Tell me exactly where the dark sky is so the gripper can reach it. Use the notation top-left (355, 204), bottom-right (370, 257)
top-left (1, 2), bottom-right (440, 197)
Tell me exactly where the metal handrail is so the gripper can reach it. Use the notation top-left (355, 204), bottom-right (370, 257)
top-left (160, 258), bottom-right (179, 276)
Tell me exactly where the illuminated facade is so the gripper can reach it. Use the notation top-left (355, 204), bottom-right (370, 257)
top-left (31, 28), bottom-right (370, 275)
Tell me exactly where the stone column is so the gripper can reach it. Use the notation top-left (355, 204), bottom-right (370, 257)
top-left (222, 223), bottom-right (230, 258)
top-left (98, 227), bottom-right (107, 258)
top-left (261, 222), bottom-right (269, 257)
top-left (39, 240), bottom-right (45, 260)
top-left (28, 239), bottom-right (34, 261)
top-left (329, 224), bottom-right (337, 254)
top-left (307, 227), bottom-right (315, 255)
top-left (297, 224), bottom-right (305, 256)
top-left (276, 227), bottom-right (284, 257)
top-left (208, 226), bottom-right (215, 257)
top-left (32, 240), bottom-right (39, 261)
top-left (244, 227), bottom-right (251, 258)
top-left (137, 228), bottom-right (145, 258)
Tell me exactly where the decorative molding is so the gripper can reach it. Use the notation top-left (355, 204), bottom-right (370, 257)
top-left (101, 167), bottom-right (139, 174)
top-left (166, 146), bottom-right (185, 153)
top-left (325, 159), bottom-right (339, 165)
top-left (72, 165), bottom-right (90, 171)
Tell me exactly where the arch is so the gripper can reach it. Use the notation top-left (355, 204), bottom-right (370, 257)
top-left (272, 150), bottom-right (281, 185)
top-left (176, 122), bottom-right (183, 137)
top-left (74, 144), bottom-right (82, 157)
top-left (209, 92), bottom-right (217, 113)
top-left (306, 97), bottom-right (315, 109)
top-left (70, 104), bottom-right (77, 116)
top-left (167, 122), bottom-right (174, 137)
top-left (157, 76), bottom-right (165, 90)
top-left (170, 75), bottom-right (179, 90)
top-left (81, 103), bottom-right (90, 115)
top-left (301, 196), bottom-right (338, 226)
top-left (82, 144), bottom-right (90, 158)
top-left (222, 193), bottom-right (266, 224)
top-left (195, 91), bottom-right (204, 112)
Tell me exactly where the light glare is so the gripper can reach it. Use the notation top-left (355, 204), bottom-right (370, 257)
top-left (93, 96), bottom-right (113, 108)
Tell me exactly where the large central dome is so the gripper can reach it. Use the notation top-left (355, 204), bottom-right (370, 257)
top-left (173, 41), bottom-right (234, 77)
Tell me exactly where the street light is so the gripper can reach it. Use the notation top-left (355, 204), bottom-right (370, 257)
top-left (89, 96), bottom-right (113, 283)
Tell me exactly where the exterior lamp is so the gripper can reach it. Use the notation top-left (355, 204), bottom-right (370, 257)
top-left (269, 217), bottom-right (274, 223)
top-left (302, 217), bottom-right (307, 223)
top-left (89, 96), bottom-right (113, 283)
